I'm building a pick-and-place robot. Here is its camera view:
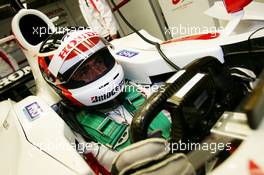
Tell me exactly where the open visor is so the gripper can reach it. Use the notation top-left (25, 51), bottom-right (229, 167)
top-left (59, 47), bottom-right (115, 89)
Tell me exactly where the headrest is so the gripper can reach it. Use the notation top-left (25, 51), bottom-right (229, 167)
top-left (11, 9), bottom-right (55, 52)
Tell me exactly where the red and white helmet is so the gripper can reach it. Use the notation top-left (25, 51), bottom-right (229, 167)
top-left (38, 28), bottom-right (124, 107)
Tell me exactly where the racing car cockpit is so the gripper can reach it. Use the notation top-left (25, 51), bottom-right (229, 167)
top-left (1, 0), bottom-right (264, 174)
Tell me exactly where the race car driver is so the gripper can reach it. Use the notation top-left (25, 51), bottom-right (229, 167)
top-left (37, 28), bottom-right (180, 174)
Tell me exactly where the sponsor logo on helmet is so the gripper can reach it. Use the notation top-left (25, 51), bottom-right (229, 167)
top-left (91, 80), bottom-right (124, 103)
top-left (58, 31), bottom-right (98, 60)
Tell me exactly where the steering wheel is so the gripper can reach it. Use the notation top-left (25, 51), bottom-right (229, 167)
top-left (130, 56), bottom-right (244, 143)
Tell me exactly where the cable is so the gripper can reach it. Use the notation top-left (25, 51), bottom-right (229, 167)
top-left (247, 27), bottom-right (264, 52)
top-left (109, 0), bottom-right (180, 71)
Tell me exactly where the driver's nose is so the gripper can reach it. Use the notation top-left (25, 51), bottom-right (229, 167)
top-left (90, 66), bottom-right (104, 76)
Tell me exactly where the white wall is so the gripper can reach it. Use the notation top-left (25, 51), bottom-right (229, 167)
top-left (108, 0), bottom-right (165, 40)
top-left (159, 0), bottom-right (218, 38)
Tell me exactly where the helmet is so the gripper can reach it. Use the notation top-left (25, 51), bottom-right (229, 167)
top-left (38, 28), bottom-right (125, 107)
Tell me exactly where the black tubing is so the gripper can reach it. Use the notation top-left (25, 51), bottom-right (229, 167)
top-left (109, 0), bottom-right (180, 71)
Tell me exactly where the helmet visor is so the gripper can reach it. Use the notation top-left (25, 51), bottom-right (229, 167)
top-left (61, 47), bottom-right (115, 89)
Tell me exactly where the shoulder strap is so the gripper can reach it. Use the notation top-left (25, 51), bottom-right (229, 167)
top-left (77, 84), bottom-right (171, 151)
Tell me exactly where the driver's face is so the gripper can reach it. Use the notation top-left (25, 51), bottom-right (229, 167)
top-left (71, 57), bottom-right (107, 83)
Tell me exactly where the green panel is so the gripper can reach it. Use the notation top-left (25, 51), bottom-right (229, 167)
top-left (77, 83), bottom-right (171, 151)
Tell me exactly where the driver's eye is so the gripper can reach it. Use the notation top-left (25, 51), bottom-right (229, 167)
top-left (80, 66), bottom-right (88, 74)
top-left (95, 58), bottom-right (104, 65)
